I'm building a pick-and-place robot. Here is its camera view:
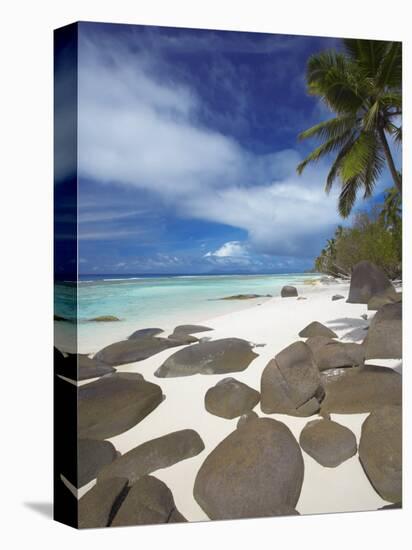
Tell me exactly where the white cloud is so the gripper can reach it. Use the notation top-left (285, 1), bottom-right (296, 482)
top-left (205, 241), bottom-right (249, 258)
top-left (77, 33), bottom-right (343, 257)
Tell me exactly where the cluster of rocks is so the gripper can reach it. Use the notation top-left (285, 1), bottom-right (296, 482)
top-left (76, 427), bottom-right (207, 528)
top-left (56, 259), bottom-right (402, 527)
top-left (78, 475), bottom-right (187, 528)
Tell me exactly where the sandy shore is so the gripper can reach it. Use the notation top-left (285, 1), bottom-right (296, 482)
top-left (73, 281), bottom-right (400, 519)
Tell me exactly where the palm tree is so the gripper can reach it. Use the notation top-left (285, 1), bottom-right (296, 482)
top-left (297, 39), bottom-right (402, 217)
top-left (379, 185), bottom-right (402, 230)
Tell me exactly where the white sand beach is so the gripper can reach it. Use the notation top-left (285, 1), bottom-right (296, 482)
top-left (71, 279), bottom-right (401, 519)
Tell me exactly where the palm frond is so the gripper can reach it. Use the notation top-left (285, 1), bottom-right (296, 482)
top-left (343, 39), bottom-right (390, 77)
top-left (296, 130), bottom-right (353, 174)
top-left (340, 132), bottom-right (375, 181)
top-left (306, 52), bottom-right (364, 113)
top-left (298, 114), bottom-right (357, 142)
top-left (362, 101), bottom-right (379, 132)
top-left (338, 176), bottom-right (363, 218)
top-left (376, 41), bottom-right (402, 90)
top-left (325, 137), bottom-right (356, 193)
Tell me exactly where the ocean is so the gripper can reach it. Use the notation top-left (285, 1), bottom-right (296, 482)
top-left (55, 273), bottom-right (319, 352)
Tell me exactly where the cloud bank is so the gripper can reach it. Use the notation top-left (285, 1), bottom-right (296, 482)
top-left (77, 29), bottom-right (342, 264)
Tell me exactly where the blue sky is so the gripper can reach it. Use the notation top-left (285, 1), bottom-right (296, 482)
top-left (68, 23), bottom-right (399, 275)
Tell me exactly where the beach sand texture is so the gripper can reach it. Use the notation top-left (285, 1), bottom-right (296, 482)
top-left (59, 280), bottom-right (401, 522)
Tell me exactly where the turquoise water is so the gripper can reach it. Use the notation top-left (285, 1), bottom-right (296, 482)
top-left (55, 273), bottom-right (319, 351)
top-left (56, 273), bottom-right (317, 325)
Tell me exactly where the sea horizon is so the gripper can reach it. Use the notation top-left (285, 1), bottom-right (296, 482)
top-left (72, 270), bottom-right (316, 282)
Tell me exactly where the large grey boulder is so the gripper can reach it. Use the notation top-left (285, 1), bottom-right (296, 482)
top-left (306, 337), bottom-right (365, 370)
top-left (78, 373), bottom-right (163, 439)
top-left (97, 429), bottom-right (205, 485)
top-left (193, 417), bottom-right (304, 520)
top-left (321, 366), bottom-right (401, 414)
top-left (78, 477), bottom-right (129, 529)
top-left (260, 341), bottom-right (324, 416)
top-left (347, 261), bottom-right (396, 304)
top-left (111, 476), bottom-right (186, 527)
top-left (299, 321), bottom-right (337, 339)
top-left (76, 439), bottom-right (118, 487)
top-left (155, 338), bottom-right (258, 378)
top-left (299, 418), bottom-right (357, 467)
top-left (281, 285), bottom-right (298, 297)
top-left (205, 378), bottom-right (260, 419)
top-left (359, 406), bottom-right (402, 503)
top-left (94, 337), bottom-right (180, 366)
top-left (364, 302), bottom-right (402, 359)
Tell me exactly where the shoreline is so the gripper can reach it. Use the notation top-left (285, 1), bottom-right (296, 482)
top-left (69, 280), bottom-right (400, 518)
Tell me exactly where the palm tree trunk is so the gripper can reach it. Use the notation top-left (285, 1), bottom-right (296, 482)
top-left (378, 127), bottom-right (402, 194)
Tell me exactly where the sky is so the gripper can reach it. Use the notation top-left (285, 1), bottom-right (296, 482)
top-left (56, 22), bottom-right (400, 276)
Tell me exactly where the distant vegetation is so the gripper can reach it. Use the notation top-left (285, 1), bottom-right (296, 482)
top-left (314, 187), bottom-right (402, 279)
top-left (297, 38), bottom-right (402, 279)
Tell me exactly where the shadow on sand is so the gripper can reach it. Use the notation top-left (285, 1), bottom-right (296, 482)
top-left (327, 317), bottom-right (369, 343)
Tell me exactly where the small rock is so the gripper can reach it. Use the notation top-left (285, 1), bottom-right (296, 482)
top-left (220, 294), bottom-right (271, 300)
top-left (299, 418), bottom-right (357, 467)
top-left (332, 294), bottom-right (345, 301)
top-left (155, 338), bottom-right (258, 378)
top-left (205, 378), bottom-right (260, 419)
top-left (172, 324), bottom-right (212, 335)
top-left (361, 314), bottom-right (368, 320)
top-left (97, 429), bottom-right (205, 484)
top-left (281, 285), bottom-right (298, 297)
top-left (111, 476), bottom-right (186, 527)
top-left (88, 315), bottom-right (120, 322)
top-left (359, 406), bottom-right (402, 503)
top-left (298, 321), bottom-right (338, 339)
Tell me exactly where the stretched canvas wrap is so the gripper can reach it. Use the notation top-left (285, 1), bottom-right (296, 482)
top-left (54, 22), bottom-right (402, 529)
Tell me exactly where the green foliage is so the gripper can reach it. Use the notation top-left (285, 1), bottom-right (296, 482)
top-left (297, 39), bottom-right (402, 217)
top-left (314, 187), bottom-right (402, 279)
